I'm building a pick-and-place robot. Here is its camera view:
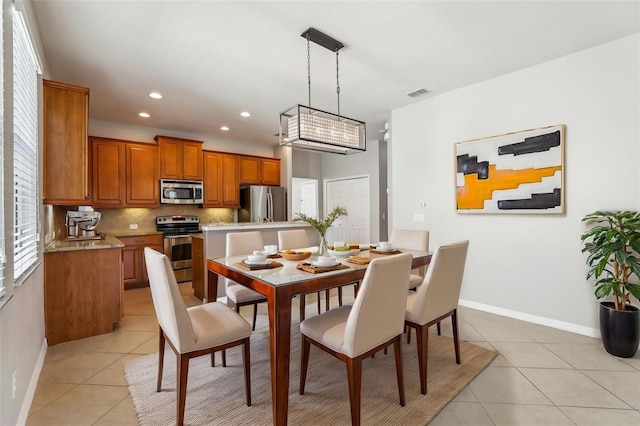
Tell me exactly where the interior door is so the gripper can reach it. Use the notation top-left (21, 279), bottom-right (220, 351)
top-left (325, 176), bottom-right (370, 244)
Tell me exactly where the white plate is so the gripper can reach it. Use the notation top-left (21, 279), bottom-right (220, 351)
top-left (375, 247), bottom-right (395, 252)
top-left (327, 248), bottom-right (360, 257)
top-left (312, 261), bottom-right (340, 268)
top-left (245, 259), bottom-right (270, 266)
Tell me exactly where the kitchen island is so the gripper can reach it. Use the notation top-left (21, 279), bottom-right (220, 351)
top-left (195, 222), bottom-right (318, 301)
top-left (44, 235), bottom-right (126, 345)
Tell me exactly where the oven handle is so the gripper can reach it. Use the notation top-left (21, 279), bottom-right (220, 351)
top-left (164, 234), bottom-right (191, 239)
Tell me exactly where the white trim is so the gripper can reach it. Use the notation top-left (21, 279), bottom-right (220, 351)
top-left (459, 299), bottom-right (600, 338)
top-left (16, 339), bottom-right (47, 426)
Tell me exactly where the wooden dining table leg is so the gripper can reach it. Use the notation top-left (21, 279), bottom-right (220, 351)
top-left (268, 287), bottom-right (293, 426)
top-left (206, 269), bottom-right (219, 303)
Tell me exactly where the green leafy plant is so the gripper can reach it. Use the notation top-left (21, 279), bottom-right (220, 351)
top-left (581, 210), bottom-right (640, 310)
top-left (294, 206), bottom-right (348, 239)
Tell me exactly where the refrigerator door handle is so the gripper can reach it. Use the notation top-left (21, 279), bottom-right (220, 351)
top-left (267, 191), bottom-right (273, 222)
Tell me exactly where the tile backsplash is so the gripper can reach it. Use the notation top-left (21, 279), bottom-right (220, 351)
top-left (48, 205), bottom-right (234, 238)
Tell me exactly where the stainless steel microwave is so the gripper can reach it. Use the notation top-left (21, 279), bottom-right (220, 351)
top-left (160, 179), bottom-right (204, 204)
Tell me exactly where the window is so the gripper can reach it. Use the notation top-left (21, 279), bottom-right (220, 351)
top-left (13, 10), bottom-right (40, 281)
top-left (0, 5), bottom-right (4, 301)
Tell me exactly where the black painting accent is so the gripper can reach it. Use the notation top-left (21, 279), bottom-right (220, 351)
top-left (498, 130), bottom-right (561, 156)
top-left (497, 188), bottom-right (562, 210)
top-left (457, 154), bottom-right (490, 180)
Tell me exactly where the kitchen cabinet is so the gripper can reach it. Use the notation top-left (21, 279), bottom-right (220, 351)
top-left (44, 247), bottom-right (123, 345)
top-left (117, 234), bottom-right (163, 289)
top-left (90, 137), bottom-right (159, 208)
top-left (155, 135), bottom-right (203, 180)
top-left (192, 236), bottom-right (204, 300)
top-left (239, 155), bottom-right (281, 186)
top-left (203, 150), bottom-right (240, 208)
top-left (43, 79), bottom-right (90, 204)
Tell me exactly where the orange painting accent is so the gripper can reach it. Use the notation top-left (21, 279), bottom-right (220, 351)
top-left (457, 165), bottom-right (561, 209)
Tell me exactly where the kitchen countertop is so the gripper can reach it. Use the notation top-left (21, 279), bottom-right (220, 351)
top-left (201, 222), bottom-right (311, 231)
top-left (44, 235), bottom-right (125, 253)
top-left (113, 230), bottom-right (163, 237)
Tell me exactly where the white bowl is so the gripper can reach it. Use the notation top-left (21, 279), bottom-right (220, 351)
top-left (247, 254), bottom-right (267, 262)
top-left (264, 245), bottom-right (278, 255)
top-left (327, 248), bottom-right (361, 258)
top-left (378, 242), bottom-right (392, 250)
top-left (314, 256), bottom-right (336, 267)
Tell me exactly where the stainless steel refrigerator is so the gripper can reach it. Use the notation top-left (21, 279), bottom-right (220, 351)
top-left (238, 186), bottom-right (287, 223)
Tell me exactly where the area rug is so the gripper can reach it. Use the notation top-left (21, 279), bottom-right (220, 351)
top-left (125, 326), bottom-right (497, 426)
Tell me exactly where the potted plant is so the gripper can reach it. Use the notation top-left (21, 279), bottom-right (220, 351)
top-left (581, 210), bottom-right (640, 357)
top-left (294, 206), bottom-right (348, 256)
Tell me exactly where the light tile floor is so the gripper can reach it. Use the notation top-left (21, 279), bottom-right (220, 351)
top-left (27, 284), bottom-right (640, 425)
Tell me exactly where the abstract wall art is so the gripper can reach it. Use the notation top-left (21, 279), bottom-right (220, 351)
top-left (455, 124), bottom-right (565, 214)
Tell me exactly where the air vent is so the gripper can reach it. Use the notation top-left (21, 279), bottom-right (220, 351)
top-left (406, 88), bottom-right (431, 98)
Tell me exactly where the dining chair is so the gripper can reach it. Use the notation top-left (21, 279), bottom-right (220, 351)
top-left (404, 240), bottom-right (469, 394)
top-left (144, 248), bottom-right (252, 426)
top-left (390, 229), bottom-right (430, 289)
top-left (299, 253), bottom-right (413, 426)
top-left (226, 231), bottom-right (268, 331)
top-left (278, 229), bottom-right (328, 319)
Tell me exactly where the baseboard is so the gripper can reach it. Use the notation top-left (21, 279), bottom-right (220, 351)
top-left (458, 299), bottom-right (600, 338)
top-left (16, 338), bottom-right (48, 426)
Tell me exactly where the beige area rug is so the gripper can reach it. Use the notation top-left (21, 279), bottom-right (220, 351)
top-left (125, 325), bottom-right (497, 426)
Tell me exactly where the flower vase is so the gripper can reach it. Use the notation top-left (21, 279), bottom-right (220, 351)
top-left (318, 234), bottom-right (329, 256)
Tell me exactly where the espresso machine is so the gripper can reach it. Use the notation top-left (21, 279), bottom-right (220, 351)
top-left (65, 210), bottom-right (102, 240)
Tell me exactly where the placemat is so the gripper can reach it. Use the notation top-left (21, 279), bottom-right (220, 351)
top-left (296, 262), bottom-right (350, 274)
top-left (235, 260), bottom-right (283, 271)
top-left (370, 249), bottom-right (402, 255)
top-left (346, 256), bottom-right (370, 265)
top-left (267, 253), bottom-right (282, 259)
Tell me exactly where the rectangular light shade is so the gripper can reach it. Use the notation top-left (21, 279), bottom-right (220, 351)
top-left (279, 105), bottom-right (366, 154)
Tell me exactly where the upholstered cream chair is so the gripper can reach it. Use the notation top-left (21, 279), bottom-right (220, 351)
top-left (144, 248), bottom-right (252, 426)
top-left (226, 231), bottom-right (268, 331)
top-left (278, 229), bottom-right (328, 319)
top-left (404, 240), bottom-right (469, 394)
top-left (390, 229), bottom-right (430, 289)
top-left (299, 253), bottom-right (413, 426)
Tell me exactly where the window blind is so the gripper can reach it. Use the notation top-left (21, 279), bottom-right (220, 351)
top-left (13, 10), bottom-right (39, 280)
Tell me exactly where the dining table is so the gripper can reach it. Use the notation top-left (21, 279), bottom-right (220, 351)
top-left (206, 247), bottom-right (432, 426)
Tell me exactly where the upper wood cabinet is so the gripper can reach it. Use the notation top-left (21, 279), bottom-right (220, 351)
top-left (155, 135), bottom-right (203, 180)
top-left (43, 80), bottom-right (90, 204)
top-left (90, 137), bottom-right (159, 208)
top-left (203, 150), bottom-right (240, 208)
top-left (239, 155), bottom-right (281, 186)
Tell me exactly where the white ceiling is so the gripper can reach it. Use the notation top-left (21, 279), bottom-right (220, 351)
top-left (31, 1), bottom-right (640, 147)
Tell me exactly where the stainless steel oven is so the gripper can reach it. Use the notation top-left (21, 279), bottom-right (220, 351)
top-left (156, 215), bottom-right (200, 283)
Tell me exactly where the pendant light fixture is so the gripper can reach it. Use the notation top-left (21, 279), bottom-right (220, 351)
top-left (279, 28), bottom-right (366, 154)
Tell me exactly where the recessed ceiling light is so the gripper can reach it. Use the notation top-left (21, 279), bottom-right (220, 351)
top-left (240, 111), bottom-right (251, 117)
top-left (220, 126), bottom-right (230, 131)
top-left (148, 92), bottom-right (163, 99)
top-left (138, 112), bottom-right (150, 118)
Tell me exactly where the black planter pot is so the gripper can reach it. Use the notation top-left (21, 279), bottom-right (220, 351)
top-left (599, 301), bottom-right (640, 358)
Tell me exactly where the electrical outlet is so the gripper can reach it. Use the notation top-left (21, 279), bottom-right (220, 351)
top-left (44, 234), bottom-right (50, 244)
top-left (12, 370), bottom-right (17, 399)
top-left (130, 224), bottom-right (138, 230)
top-left (413, 213), bottom-right (425, 223)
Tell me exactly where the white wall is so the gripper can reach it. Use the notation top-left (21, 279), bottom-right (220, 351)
top-left (390, 34), bottom-right (640, 336)
top-left (89, 119), bottom-right (276, 157)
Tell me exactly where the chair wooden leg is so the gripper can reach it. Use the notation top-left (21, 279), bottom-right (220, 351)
top-left (452, 309), bottom-right (461, 364)
top-left (437, 321), bottom-right (441, 336)
top-left (242, 337), bottom-right (252, 406)
top-left (415, 324), bottom-right (429, 395)
top-left (299, 335), bottom-right (311, 395)
top-left (300, 294), bottom-right (306, 321)
top-left (407, 326), bottom-right (412, 344)
top-left (346, 357), bottom-right (362, 426)
top-left (157, 326), bottom-right (165, 392)
top-left (353, 283), bottom-right (359, 298)
top-left (338, 286), bottom-right (343, 306)
top-left (222, 349), bottom-right (227, 367)
top-left (211, 352), bottom-right (215, 367)
top-left (252, 303), bottom-right (258, 331)
top-left (325, 289), bottom-right (330, 312)
top-left (393, 337), bottom-right (405, 406)
top-left (176, 354), bottom-right (189, 426)
top-left (316, 292), bottom-right (321, 314)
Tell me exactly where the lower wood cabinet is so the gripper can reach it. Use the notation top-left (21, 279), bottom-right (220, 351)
top-left (118, 234), bottom-right (163, 289)
top-left (44, 248), bottom-right (123, 345)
